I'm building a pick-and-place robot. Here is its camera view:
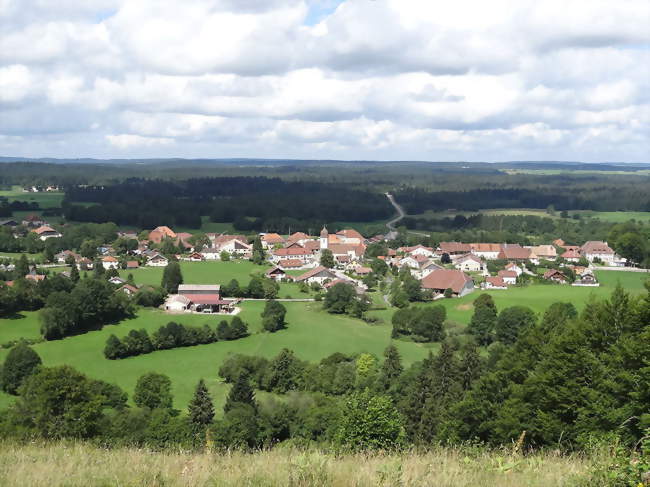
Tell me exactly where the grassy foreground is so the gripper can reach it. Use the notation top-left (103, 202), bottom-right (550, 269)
top-left (0, 441), bottom-right (596, 487)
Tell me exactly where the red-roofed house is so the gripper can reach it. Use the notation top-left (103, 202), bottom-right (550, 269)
top-left (454, 253), bottom-right (484, 273)
top-left (148, 226), bottom-right (176, 243)
top-left (261, 233), bottom-right (285, 249)
top-left (421, 269), bottom-right (474, 297)
top-left (561, 248), bottom-right (581, 262)
top-left (272, 247), bottom-right (313, 264)
top-left (580, 241), bottom-right (626, 266)
top-left (497, 270), bottom-right (517, 285)
top-left (483, 276), bottom-right (508, 290)
top-left (469, 243), bottom-right (501, 260)
top-left (497, 244), bottom-right (531, 261)
top-left (437, 242), bottom-right (472, 256)
top-left (295, 266), bottom-right (338, 285)
top-left (543, 269), bottom-right (568, 284)
top-left (32, 225), bottom-right (61, 241)
top-left (101, 256), bottom-right (119, 270)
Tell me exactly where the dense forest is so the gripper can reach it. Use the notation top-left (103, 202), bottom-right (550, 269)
top-left (62, 178), bottom-right (393, 231)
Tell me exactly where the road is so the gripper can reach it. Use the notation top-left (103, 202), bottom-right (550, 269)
top-left (384, 193), bottom-right (430, 238)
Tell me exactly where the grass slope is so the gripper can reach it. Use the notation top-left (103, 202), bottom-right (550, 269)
top-left (0, 301), bottom-right (431, 413)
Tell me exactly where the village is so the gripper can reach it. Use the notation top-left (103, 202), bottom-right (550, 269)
top-left (0, 213), bottom-right (632, 316)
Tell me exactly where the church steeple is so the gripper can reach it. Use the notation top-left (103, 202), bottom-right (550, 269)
top-left (320, 226), bottom-right (328, 249)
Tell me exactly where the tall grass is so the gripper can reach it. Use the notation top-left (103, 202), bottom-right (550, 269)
top-left (0, 441), bottom-right (598, 486)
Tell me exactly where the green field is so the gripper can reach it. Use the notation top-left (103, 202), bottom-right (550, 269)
top-left (0, 301), bottom-right (432, 412)
top-left (409, 208), bottom-right (650, 223)
top-left (0, 185), bottom-right (64, 209)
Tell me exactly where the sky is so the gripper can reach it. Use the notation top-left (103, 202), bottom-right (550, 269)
top-left (0, 0), bottom-right (649, 162)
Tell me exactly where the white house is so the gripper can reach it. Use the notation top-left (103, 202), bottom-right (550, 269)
top-left (469, 243), bottom-right (502, 260)
top-left (147, 253), bottom-right (169, 267)
top-left (164, 294), bottom-right (190, 312)
top-left (32, 225), bottom-right (62, 241)
top-left (454, 254), bottom-right (484, 273)
top-left (580, 241), bottom-right (626, 266)
top-left (497, 270), bottom-right (517, 285)
top-left (101, 256), bottom-right (120, 270)
top-left (295, 266), bottom-right (338, 285)
top-left (483, 276), bottom-right (508, 290)
top-left (505, 262), bottom-right (523, 276)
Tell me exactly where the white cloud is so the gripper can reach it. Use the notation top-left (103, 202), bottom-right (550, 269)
top-left (0, 0), bottom-right (648, 161)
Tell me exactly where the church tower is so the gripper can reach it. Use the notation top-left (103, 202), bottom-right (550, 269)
top-left (320, 226), bottom-right (328, 250)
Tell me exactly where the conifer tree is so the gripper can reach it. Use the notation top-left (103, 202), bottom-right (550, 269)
top-left (467, 293), bottom-right (497, 345)
top-left (188, 379), bottom-right (215, 426)
top-left (252, 237), bottom-right (266, 265)
top-left (161, 261), bottom-right (183, 294)
top-left (103, 334), bottom-right (125, 360)
top-left (377, 344), bottom-right (403, 391)
top-left (224, 372), bottom-right (256, 413)
top-left (69, 264), bottom-right (80, 284)
top-left (320, 248), bottom-right (335, 268)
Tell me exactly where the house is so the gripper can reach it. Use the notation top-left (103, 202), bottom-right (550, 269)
top-left (272, 246), bottom-right (314, 264)
top-left (126, 261), bottom-right (140, 269)
top-left (165, 294), bottom-right (191, 312)
top-left (505, 262), bottom-right (523, 276)
top-left (32, 225), bottom-right (61, 241)
top-left (175, 284), bottom-right (235, 313)
top-left (573, 270), bottom-right (599, 287)
top-left (421, 269), bottom-right (474, 297)
top-left (543, 269), bottom-right (568, 284)
top-left (454, 254), bottom-right (484, 273)
top-left (22, 214), bottom-right (46, 227)
top-left (147, 253), bottom-right (169, 267)
top-left (55, 250), bottom-right (80, 264)
top-left (355, 266), bottom-right (372, 276)
top-left (437, 242), bottom-right (472, 256)
top-left (109, 276), bottom-right (127, 286)
top-left (483, 276), bottom-right (508, 290)
top-left (101, 256), bottom-right (120, 270)
top-left (278, 258), bottom-right (308, 270)
top-left (118, 284), bottom-right (139, 296)
top-left (399, 245), bottom-right (434, 258)
top-left (25, 274), bottom-right (46, 282)
top-left (469, 243), bottom-right (501, 260)
top-left (553, 238), bottom-right (566, 247)
top-left (265, 267), bottom-right (289, 282)
top-left (497, 270), bottom-right (517, 285)
top-left (295, 266), bottom-right (338, 285)
top-left (185, 252), bottom-right (204, 262)
top-left (335, 229), bottom-right (365, 245)
top-left (530, 245), bottom-right (557, 261)
top-left (148, 226), bottom-right (176, 243)
top-left (420, 260), bottom-right (443, 279)
top-left (561, 248), bottom-right (581, 262)
top-left (287, 232), bottom-right (312, 246)
top-left (580, 241), bottom-right (626, 266)
top-left (261, 233), bottom-right (285, 249)
top-left (498, 244), bottom-right (531, 261)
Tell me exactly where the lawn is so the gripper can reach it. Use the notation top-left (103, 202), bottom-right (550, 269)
top-left (408, 208), bottom-right (650, 224)
top-left (0, 301), bottom-right (432, 412)
top-left (119, 260), bottom-right (270, 288)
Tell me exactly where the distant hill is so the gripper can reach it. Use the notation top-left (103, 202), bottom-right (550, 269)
top-left (0, 156), bottom-right (648, 171)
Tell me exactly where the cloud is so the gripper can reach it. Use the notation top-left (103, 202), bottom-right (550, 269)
top-left (0, 0), bottom-right (648, 161)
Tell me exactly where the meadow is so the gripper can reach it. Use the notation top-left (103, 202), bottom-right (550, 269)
top-left (407, 207), bottom-right (650, 223)
top-left (0, 441), bottom-right (598, 487)
top-left (0, 185), bottom-right (64, 209)
top-left (0, 268), bottom-right (646, 413)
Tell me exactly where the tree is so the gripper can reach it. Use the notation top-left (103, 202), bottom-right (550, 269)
top-left (229, 316), bottom-right (249, 339)
top-left (12, 366), bottom-right (112, 439)
top-left (335, 389), bottom-right (405, 451)
top-left (188, 379), bottom-right (214, 427)
top-left (69, 264), bottom-right (80, 284)
top-left (467, 294), bottom-right (498, 345)
top-left (323, 282), bottom-right (356, 314)
top-left (161, 261), bottom-right (183, 294)
top-left (320, 248), bottom-right (335, 268)
top-left (15, 254), bottom-right (29, 278)
top-left (264, 348), bottom-right (302, 393)
top-left (495, 306), bottom-right (537, 344)
top-left (0, 342), bottom-right (42, 394)
top-left (615, 232), bottom-right (646, 264)
top-left (261, 299), bottom-right (286, 332)
top-left (103, 334), bottom-right (125, 360)
top-left (220, 250), bottom-right (230, 261)
top-left (93, 259), bottom-right (105, 279)
top-left (216, 320), bottom-right (232, 341)
top-left (444, 288), bottom-right (453, 298)
top-left (43, 244), bottom-right (55, 263)
top-left (133, 372), bottom-right (173, 410)
top-left (224, 372), bottom-right (256, 413)
top-left (377, 344), bottom-right (403, 392)
top-left (440, 253), bottom-right (451, 265)
top-left (252, 237), bottom-right (266, 265)
top-left (222, 279), bottom-right (241, 297)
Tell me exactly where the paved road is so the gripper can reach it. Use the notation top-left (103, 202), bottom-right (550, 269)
top-left (384, 193), bottom-right (430, 238)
